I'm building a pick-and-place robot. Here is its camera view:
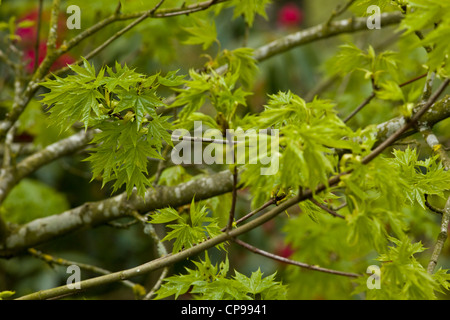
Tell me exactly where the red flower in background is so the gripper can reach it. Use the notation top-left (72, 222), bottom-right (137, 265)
top-left (16, 9), bottom-right (75, 73)
top-left (23, 42), bottom-right (75, 73)
top-left (276, 243), bottom-right (295, 259)
top-left (278, 2), bottom-right (304, 28)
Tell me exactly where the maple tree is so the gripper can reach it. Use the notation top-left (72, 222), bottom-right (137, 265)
top-left (0, 0), bottom-right (450, 300)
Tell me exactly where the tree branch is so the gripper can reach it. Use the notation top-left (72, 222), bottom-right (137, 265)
top-left (16, 89), bottom-right (431, 298)
top-left (3, 92), bottom-right (450, 257)
top-left (326, 0), bottom-right (357, 25)
top-left (374, 95), bottom-right (450, 147)
top-left (310, 198), bottom-right (345, 219)
top-left (344, 73), bottom-right (427, 123)
top-left (0, 0), bottom-right (230, 140)
top-left (427, 195), bottom-right (450, 274)
top-left (0, 130), bottom-right (95, 206)
top-left (48, 0), bottom-right (230, 78)
top-left (160, 12), bottom-right (404, 110)
top-left (253, 12), bottom-right (403, 63)
top-left (0, 169), bottom-right (235, 257)
top-left (419, 127), bottom-right (450, 170)
top-left (226, 166), bottom-right (238, 231)
top-left (27, 248), bottom-right (141, 293)
top-left (129, 210), bottom-right (169, 300)
top-left (233, 238), bottom-right (360, 278)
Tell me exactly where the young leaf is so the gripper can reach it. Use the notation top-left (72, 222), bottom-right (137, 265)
top-left (182, 16), bottom-right (218, 50)
top-left (231, 0), bottom-right (272, 27)
top-left (150, 199), bottom-right (222, 253)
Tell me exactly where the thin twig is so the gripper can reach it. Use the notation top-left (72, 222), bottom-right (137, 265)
top-left (2, 124), bottom-right (17, 170)
top-left (235, 198), bottom-right (277, 227)
top-left (362, 78), bottom-right (450, 165)
top-left (171, 134), bottom-right (239, 145)
top-left (327, 0), bottom-right (356, 25)
top-left (129, 211), bottom-right (169, 300)
top-left (310, 198), bottom-right (345, 219)
top-left (152, 145), bottom-right (171, 187)
top-left (344, 73), bottom-right (428, 123)
top-left (48, 0), bottom-right (228, 78)
top-left (0, 49), bottom-right (18, 71)
top-left (343, 92), bottom-right (376, 123)
top-left (27, 248), bottom-right (139, 290)
top-left (45, 0), bottom-right (61, 54)
top-left (143, 267), bottom-right (168, 300)
top-left (218, 197), bottom-right (278, 234)
top-left (419, 127), bottom-right (450, 170)
top-left (233, 238), bottom-right (360, 278)
top-left (333, 201), bottom-right (348, 211)
top-left (226, 165), bottom-right (238, 231)
top-left (427, 195), bottom-right (450, 274)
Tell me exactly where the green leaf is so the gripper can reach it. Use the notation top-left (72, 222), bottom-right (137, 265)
top-left (115, 89), bottom-right (164, 130)
top-left (158, 69), bottom-right (186, 87)
top-left (150, 199), bottom-right (222, 253)
top-left (350, 0), bottom-right (394, 16)
top-left (103, 62), bottom-right (145, 92)
top-left (365, 236), bottom-right (444, 299)
top-left (40, 59), bottom-right (105, 131)
top-left (387, 147), bottom-right (450, 209)
top-left (329, 43), bottom-right (371, 75)
top-left (231, 0), bottom-right (272, 27)
top-left (233, 269), bottom-right (287, 299)
top-left (68, 57), bottom-right (98, 82)
top-left (85, 120), bottom-right (162, 198)
top-left (0, 290), bottom-right (15, 300)
top-left (221, 48), bottom-right (258, 89)
top-left (375, 80), bottom-right (405, 101)
top-left (170, 69), bottom-right (211, 119)
top-left (146, 115), bottom-right (173, 152)
top-left (154, 253), bottom-right (287, 300)
top-left (150, 207), bottom-right (181, 224)
top-left (182, 16), bottom-right (218, 50)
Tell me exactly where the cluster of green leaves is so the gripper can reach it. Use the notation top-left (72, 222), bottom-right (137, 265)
top-left (149, 199), bottom-right (222, 253)
top-left (387, 148), bottom-right (450, 209)
top-left (40, 59), bottom-right (185, 197)
top-left (154, 252), bottom-right (287, 300)
top-left (324, 37), bottom-right (431, 122)
top-left (282, 147), bottom-right (450, 299)
top-left (400, 0), bottom-right (450, 77)
top-left (330, 43), bottom-right (402, 98)
top-left (182, 14), bottom-right (218, 51)
top-left (29, 0), bottom-right (450, 301)
top-left (343, 147), bottom-right (450, 251)
top-left (170, 47), bottom-right (257, 125)
top-left (238, 90), bottom-right (376, 207)
top-left (354, 237), bottom-right (450, 299)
